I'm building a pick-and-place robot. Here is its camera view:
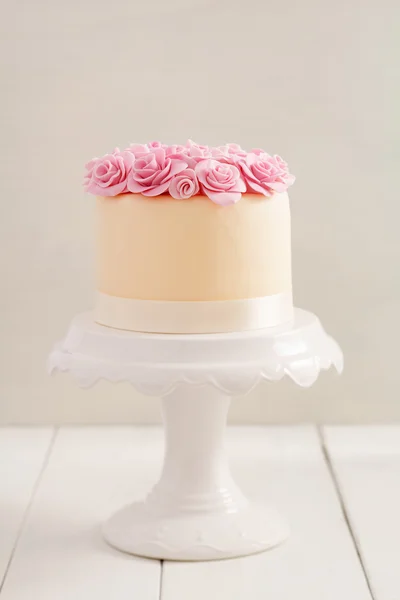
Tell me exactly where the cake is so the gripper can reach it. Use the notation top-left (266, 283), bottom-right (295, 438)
top-left (84, 141), bottom-right (295, 334)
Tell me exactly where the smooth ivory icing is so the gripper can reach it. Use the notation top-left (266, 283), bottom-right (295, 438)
top-left (96, 193), bottom-right (292, 302)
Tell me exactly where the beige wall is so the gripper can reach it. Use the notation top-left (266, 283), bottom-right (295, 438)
top-left (1, 0), bottom-right (399, 424)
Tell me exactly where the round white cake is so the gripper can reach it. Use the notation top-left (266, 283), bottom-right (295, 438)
top-left (84, 141), bottom-right (295, 333)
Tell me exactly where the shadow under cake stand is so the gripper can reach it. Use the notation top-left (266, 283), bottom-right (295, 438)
top-left (48, 308), bottom-right (342, 561)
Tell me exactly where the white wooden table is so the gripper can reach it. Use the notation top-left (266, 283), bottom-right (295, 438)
top-left (0, 426), bottom-right (398, 600)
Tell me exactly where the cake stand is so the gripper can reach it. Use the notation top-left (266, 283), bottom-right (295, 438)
top-left (48, 308), bottom-right (343, 561)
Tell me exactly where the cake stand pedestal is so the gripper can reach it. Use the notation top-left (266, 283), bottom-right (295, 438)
top-left (48, 308), bottom-right (343, 561)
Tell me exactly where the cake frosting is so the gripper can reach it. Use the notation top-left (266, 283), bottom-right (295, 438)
top-left (85, 141), bottom-right (295, 334)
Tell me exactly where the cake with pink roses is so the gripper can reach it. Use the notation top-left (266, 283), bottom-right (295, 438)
top-left (84, 140), bottom-right (295, 334)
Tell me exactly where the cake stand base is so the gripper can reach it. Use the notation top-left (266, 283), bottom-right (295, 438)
top-left (103, 503), bottom-right (288, 561)
top-left (103, 387), bottom-right (289, 561)
top-left (48, 309), bottom-right (343, 561)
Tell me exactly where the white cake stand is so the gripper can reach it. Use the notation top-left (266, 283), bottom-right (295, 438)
top-left (48, 308), bottom-right (343, 561)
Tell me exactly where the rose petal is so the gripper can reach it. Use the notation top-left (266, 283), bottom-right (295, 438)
top-left (205, 190), bottom-right (242, 205)
top-left (87, 180), bottom-right (127, 196)
top-left (168, 158), bottom-right (189, 176)
top-left (153, 148), bottom-right (166, 167)
top-left (245, 179), bottom-right (273, 196)
top-left (141, 181), bottom-right (171, 196)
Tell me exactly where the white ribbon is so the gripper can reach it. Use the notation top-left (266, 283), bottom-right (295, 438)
top-left (95, 292), bottom-right (293, 334)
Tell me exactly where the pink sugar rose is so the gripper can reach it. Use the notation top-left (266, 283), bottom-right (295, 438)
top-left (185, 139), bottom-right (209, 153)
top-left (85, 150), bottom-right (134, 196)
top-left (126, 143), bottom-right (149, 157)
top-left (184, 140), bottom-right (212, 164)
top-left (84, 157), bottom-right (98, 184)
top-left (169, 168), bottom-right (199, 199)
top-left (127, 148), bottom-right (188, 196)
top-left (217, 143), bottom-right (247, 158)
top-left (165, 144), bottom-right (186, 157)
top-left (210, 143), bottom-right (248, 165)
top-left (250, 148), bottom-right (269, 157)
top-left (148, 141), bottom-right (167, 150)
top-left (225, 143), bottom-right (244, 154)
top-left (168, 142), bottom-right (212, 169)
top-left (239, 153), bottom-right (295, 196)
top-left (84, 147), bottom-right (122, 183)
top-left (210, 147), bottom-right (238, 165)
top-left (195, 159), bottom-right (246, 205)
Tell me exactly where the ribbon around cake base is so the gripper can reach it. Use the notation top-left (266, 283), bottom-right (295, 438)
top-left (95, 292), bottom-right (294, 334)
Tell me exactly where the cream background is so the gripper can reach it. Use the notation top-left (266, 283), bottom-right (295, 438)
top-left (0, 0), bottom-right (399, 424)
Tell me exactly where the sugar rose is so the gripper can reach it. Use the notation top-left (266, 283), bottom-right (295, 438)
top-left (84, 149), bottom-right (134, 196)
top-left (169, 169), bottom-right (199, 199)
top-left (127, 148), bottom-right (188, 196)
top-left (239, 153), bottom-right (295, 195)
top-left (195, 159), bottom-right (246, 205)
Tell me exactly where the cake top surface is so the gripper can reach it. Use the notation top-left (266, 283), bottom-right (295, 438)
top-left (84, 140), bottom-right (295, 206)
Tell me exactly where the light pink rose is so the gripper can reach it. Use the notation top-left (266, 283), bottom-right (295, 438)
top-left (126, 143), bottom-right (149, 157)
top-left (168, 146), bottom-right (211, 169)
top-left (195, 159), bottom-right (246, 205)
top-left (84, 147), bottom-right (122, 183)
top-left (185, 139), bottom-right (209, 153)
top-left (148, 141), bottom-right (167, 150)
top-left (85, 150), bottom-right (134, 196)
top-left (83, 157), bottom-right (98, 185)
top-left (209, 143), bottom-right (249, 165)
top-left (239, 153), bottom-right (295, 196)
top-left (169, 168), bottom-right (199, 199)
top-left (180, 140), bottom-right (212, 167)
top-left (127, 148), bottom-right (188, 196)
top-left (210, 146), bottom-right (237, 164)
top-left (217, 143), bottom-right (247, 158)
top-left (226, 143), bottom-right (244, 153)
top-left (250, 148), bottom-right (269, 157)
top-left (165, 144), bottom-right (186, 157)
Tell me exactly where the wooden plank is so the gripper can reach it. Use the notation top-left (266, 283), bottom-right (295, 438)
top-left (1, 427), bottom-right (161, 600)
top-left (0, 428), bottom-right (53, 589)
top-left (162, 426), bottom-right (372, 600)
top-left (324, 425), bottom-right (400, 600)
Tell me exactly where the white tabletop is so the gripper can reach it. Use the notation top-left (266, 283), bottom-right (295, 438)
top-left (1, 426), bottom-right (398, 600)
